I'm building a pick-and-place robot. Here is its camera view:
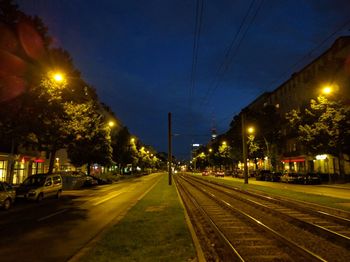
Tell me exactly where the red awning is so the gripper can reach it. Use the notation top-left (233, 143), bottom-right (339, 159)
top-left (282, 157), bottom-right (305, 163)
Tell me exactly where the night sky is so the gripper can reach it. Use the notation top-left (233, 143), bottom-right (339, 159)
top-left (16, 0), bottom-right (350, 159)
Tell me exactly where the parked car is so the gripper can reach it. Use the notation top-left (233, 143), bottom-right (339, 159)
top-left (265, 171), bottom-right (283, 182)
top-left (0, 182), bottom-right (16, 210)
top-left (202, 170), bottom-right (211, 176)
top-left (57, 171), bottom-right (87, 190)
top-left (255, 170), bottom-right (271, 181)
top-left (303, 173), bottom-right (321, 184)
top-left (83, 175), bottom-right (99, 187)
top-left (16, 173), bottom-right (63, 201)
top-left (215, 171), bottom-right (225, 177)
top-left (234, 169), bottom-right (248, 178)
top-left (280, 173), bottom-right (302, 183)
top-left (225, 170), bottom-right (233, 177)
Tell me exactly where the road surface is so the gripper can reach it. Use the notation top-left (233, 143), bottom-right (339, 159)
top-left (0, 173), bottom-right (163, 262)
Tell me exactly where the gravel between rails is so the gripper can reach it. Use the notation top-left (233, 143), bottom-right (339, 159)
top-left (188, 176), bottom-right (350, 261)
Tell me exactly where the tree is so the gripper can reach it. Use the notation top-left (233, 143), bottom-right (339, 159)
top-left (286, 96), bottom-right (350, 177)
top-left (247, 134), bottom-right (262, 169)
top-left (111, 126), bottom-right (134, 174)
top-left (215, 142), bottom-right (231, 170)
top-left (66, 102), bottom-right (113, 174)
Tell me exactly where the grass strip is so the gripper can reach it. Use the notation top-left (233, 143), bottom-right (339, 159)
top-left (196, 174), bottom-right (350, 212)
top-left (83, 173), bottom-right (196, 262)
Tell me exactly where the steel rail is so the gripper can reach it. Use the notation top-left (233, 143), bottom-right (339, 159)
top-left (185, 175), bottom-right (350, 248)
top-left (175, 176), bottom-right (245, 261)
top-left (180, 175), bottom-right (327, 262)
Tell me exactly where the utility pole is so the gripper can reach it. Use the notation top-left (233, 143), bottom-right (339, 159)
top-left (242, 112), bottom-right (248, 184)
top-left (168, 112), bottom-right (172, 185)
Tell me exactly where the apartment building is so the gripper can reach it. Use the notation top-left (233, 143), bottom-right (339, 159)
top-left (244, 36), bottom-right (350, 176)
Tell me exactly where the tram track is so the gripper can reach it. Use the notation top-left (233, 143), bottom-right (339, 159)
top-left (175, 175), bottom-right (331, 261)
top-left (186, 175), bottom-right (350, 249)
top-left (177, 173), bottom-right (350, 261)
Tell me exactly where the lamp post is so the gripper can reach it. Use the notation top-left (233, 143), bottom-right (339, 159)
top-left (242, 111), bottom-right (255, 184)
top-left (208, 148), bottom-right (212, 170)
top-left (242, 113), bottom-right (248, 184)
top-left (128, 138), bottom-right (135, 174)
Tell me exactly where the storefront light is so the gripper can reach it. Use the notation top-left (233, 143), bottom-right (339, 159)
top-left (316, 154), bottom-right (327, 160)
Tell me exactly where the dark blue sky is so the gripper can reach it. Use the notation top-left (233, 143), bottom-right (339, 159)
top-left (17, 0), bottom-right (350, 159)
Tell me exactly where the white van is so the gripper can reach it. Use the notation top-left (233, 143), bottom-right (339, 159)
top-left (16, 173), bottom-right (63, 201)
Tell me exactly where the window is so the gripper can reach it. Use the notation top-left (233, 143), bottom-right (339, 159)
top-left (53, 176), bottom-right (61, 185)
top-left (45, 178), bottom-right (52, 186)
top-left (0, 160), bottom-right (6, 182)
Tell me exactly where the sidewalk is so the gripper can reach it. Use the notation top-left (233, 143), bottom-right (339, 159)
top-left (246, 178), bottom-right (350, 200)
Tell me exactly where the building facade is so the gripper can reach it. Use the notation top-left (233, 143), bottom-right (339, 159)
top-left (243, 36), bottom-right (350, 177)
top-left (0, 149), bottom-right (77, 184)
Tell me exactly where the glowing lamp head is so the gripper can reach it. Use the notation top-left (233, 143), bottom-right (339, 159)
top-left (247, 127), bottom-right (255, 134)
top-left (53, 72), bottom-right (64, 82)
top-left (322, 86), bottom-right (332, 95)
top-left (108, 121), bottom-right (115, 127)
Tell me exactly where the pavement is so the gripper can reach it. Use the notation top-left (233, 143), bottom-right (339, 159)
top-left (217, 176), bottom-right (350, 200)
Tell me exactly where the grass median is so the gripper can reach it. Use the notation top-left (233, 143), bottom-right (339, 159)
top-left (195, 173), bottom-right (350, 212)
top-left (82, 173), bottom-right (196, 262)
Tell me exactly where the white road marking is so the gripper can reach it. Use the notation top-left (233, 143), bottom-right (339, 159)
top-left (37, 209), bottom-right (68, 222)
top-left (92, 191), bottom-right (124, 206)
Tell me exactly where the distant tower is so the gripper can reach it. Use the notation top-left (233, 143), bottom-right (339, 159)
top-left (211, 117), bottom-right (217, 141)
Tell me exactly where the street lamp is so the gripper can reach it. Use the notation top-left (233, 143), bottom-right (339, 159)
top-left (322, 86), bottom-right (332, 95)
top-left (247, 127), bottom-right (255, 134)
top-left (208, 148), bottom-right (212, 170)
top-left (108, 121), bottom-right (115, 127)
top-left (53, 72), bottom-right (65, 83)
top-left (241, 112), bottom-right (254, 184)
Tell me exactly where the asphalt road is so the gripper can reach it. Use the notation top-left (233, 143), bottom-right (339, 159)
top-left (0, 173), bottom-right (163, 262)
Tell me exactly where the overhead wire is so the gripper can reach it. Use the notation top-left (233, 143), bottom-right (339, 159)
top-left (201, 0), bottom-right (263, 107)
top-left (188, 0), bottom-right (204, 158)
top-left (189, 0), bottom-right (204, 110)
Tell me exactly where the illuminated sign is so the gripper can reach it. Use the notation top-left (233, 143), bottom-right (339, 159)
top-left (316, 154), bottom-right (327, 160)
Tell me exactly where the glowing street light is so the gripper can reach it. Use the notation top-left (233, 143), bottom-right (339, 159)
top-left (108, 121), bottom-right (115, 127)
top-left (247, 126), bottom-right (255, 134)
top-left (52, 72), bottom-right (65, 82)
top-left (322, 86), bottom-right (332, 95)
